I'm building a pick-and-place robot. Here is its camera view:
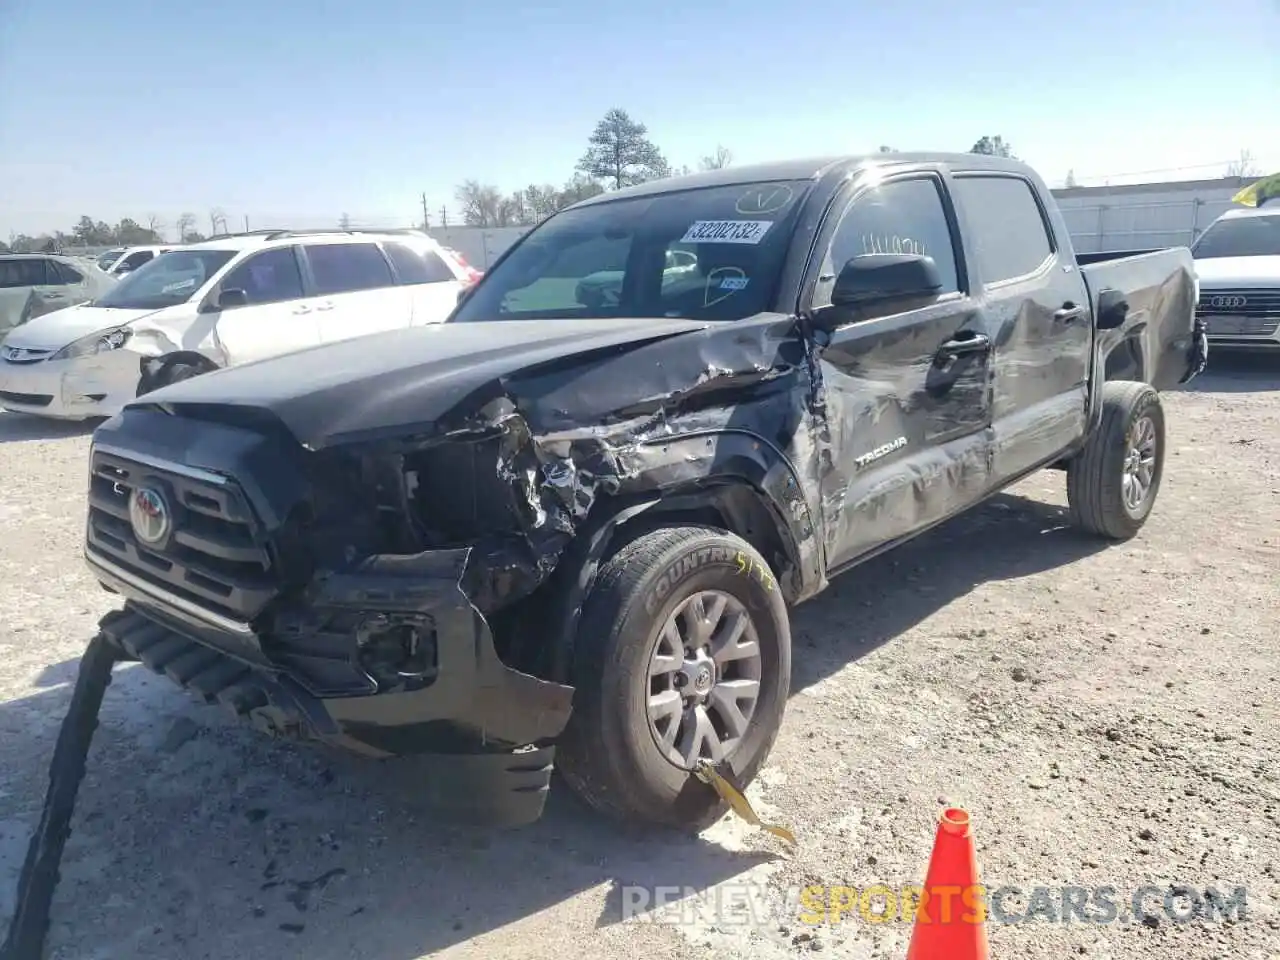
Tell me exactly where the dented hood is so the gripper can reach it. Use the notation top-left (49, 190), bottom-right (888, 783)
top-left (130, 317), bottom-right (713, 448)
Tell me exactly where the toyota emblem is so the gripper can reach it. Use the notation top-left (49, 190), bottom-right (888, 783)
top-left (1208, 295), bottom-right (1247, 309)
top-left (129, 487), bottom-right (171, 545)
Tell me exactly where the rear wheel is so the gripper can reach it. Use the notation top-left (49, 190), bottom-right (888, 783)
top-left (556, 525), bottom-right (791, 829)
top-left (1067, 381), bottom-right (1166, 539)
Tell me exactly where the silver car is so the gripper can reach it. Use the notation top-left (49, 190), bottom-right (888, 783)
top-left (0, 254), bottom-right (117, 340)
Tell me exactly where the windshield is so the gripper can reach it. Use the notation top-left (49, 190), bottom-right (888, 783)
top-left (451, 179), bottom-right (811, 323)
top-left (94, 249), bottom-right (237, 310)
top-left (1191, 215), bottom-right (1280, 259)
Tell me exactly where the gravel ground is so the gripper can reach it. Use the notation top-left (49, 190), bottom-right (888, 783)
top-left (1, 355), bottom-right (1277, 960)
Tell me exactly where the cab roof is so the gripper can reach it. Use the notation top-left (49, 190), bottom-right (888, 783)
top-left (572, 152), bottom-right (1037, 207)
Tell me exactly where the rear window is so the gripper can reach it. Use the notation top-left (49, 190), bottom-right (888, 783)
top-left (452, 179), bottom-right (812, 323)
top-left (304, 242), bottom-right (395, 294)
top-left (0, 259), bottom-right (51, 287)
top-left (383, 242), bottom-right (457, 284)
top-left (952, 175), bottom-right (1054, 283)
top-left (52, 261), bottom-right (84, 284)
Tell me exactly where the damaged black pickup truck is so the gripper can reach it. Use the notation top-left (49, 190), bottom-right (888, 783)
top-left (80, 154), bottom-right (1207, 828)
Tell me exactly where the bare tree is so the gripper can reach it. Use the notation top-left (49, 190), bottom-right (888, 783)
top-left (208, 208), bottom-right (228, 236)
top-left (1226, 149), bottom-right (1257, 178)
top-left (699, 145), bottom-right (733, 171)
top-left (146, 213), bottom-right (166, 240)
top-left (454, 180), bottom-right (505, 227)
top-left (176, 212), bottom-right (197, 242)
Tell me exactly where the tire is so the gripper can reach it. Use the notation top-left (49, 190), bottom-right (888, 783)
top-left (1067, 381), bottom-right (1166, 540)
top-left (137, 359), bottom-right (212, 397)
top-left (556, 524), bottom-right (792, 829)
top-left (158, 362), bottom-right (206, 386)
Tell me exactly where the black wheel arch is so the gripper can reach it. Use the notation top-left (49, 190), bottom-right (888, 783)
top-left (524, 429), bottom-right (824, 684)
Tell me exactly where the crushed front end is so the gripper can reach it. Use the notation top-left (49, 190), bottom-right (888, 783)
top-left (83, 405), bottom-right (576, 825)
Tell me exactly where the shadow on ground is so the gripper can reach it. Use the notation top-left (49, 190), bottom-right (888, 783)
top-left (0, 412), bottom-right (100, 444)
top-left (1177, 351), bottom-right (1280, 394)
top-left (1, 492), bottom-right (1106, 959)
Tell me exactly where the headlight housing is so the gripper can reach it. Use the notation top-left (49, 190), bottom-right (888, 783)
top-left (50, 327), bottom-right (132, 362)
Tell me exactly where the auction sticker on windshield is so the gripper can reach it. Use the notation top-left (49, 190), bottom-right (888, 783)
top-left (680, 220), bottom-right (773, 244)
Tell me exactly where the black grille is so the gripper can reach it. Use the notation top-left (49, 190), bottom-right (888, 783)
top-left (85, 448), bottom-right (278, 624)
top-left (1197, 288), bottom-right (1280, 337)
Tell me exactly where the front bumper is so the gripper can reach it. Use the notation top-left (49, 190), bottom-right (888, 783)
top-left (91, 547), bottom-right (575, 825)
top-left (0, 351), bottom-right (137, 419)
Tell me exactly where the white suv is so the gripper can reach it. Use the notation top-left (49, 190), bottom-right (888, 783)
top-left (0, 229), bottom-right (471, 419)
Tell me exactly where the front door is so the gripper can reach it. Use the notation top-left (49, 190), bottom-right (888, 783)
top-left (805, 172), bottom-right (995, 572)
top-left (948, 172), bottom-right (1092, 482)
top-left (208, 245), bottom-right (321, 364)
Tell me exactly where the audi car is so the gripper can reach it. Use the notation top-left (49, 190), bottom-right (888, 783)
top-left (1190, 206), bottom-right (1280, 351)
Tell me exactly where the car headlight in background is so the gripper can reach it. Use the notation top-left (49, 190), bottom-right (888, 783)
top-left (50, 327), bottom-right (132, 362)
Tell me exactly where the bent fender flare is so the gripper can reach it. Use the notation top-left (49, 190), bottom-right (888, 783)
top-left (617, 428), bottom-right (825, 598)
top-left (137, 351), bottom-right (220, 396)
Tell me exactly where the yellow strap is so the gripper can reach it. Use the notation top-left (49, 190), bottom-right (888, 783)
top-left (695, 760), bottom-right (797, 847)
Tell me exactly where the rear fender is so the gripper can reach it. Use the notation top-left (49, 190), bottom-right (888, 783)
top-left (1082, 250), bottom-right (1200, 435)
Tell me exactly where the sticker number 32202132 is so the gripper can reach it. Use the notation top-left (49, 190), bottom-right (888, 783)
top-left (680, 220), bottom-right (773, 244)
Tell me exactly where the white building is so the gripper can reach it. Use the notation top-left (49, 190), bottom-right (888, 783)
top-left (1050, 175), bottom-right (1262, 253)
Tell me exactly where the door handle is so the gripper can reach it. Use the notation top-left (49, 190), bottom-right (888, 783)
top-left (315, 302), bottom-right (334, 311)
top-left (1054, 302), bottom-right (1088, 324)
top-left (292, 305), bottom-right (312, 314)
top-left (937, 332), bottom-right (991, 357)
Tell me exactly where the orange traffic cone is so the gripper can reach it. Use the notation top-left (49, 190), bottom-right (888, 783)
top-left (905, 807), bottom-right (989, 960)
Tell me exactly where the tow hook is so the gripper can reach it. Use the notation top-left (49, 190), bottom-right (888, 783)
top-left (694, 758), bottom-right (797, 848)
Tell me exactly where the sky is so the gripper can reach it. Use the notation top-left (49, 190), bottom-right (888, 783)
top-left (1, 0), bottom-right (1278, 239)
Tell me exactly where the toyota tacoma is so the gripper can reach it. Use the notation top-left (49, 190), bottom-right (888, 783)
top-left (76, 153), bottom-right (1207, 828)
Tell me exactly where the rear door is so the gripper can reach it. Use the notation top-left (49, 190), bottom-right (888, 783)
top-left (28, 258), bottom-right (87, 319)
top-left (207, 246), bottom-right (321, 364)
top-left (0, 258), bottom-right (52, 337)
top-left (299, 241), bottom-right (410, 341)
top-left (804, 170), bottom-right (995, 572)
top-left (380, 239), bottom-right (463, 324)
top-left (948, 172), bottom-right (1092, 482)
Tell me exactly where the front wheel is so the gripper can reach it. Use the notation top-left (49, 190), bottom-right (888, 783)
top-left (1067, 381), bottom-right (1166, 540)
top-left (556, 525), bottom-right (792, 829)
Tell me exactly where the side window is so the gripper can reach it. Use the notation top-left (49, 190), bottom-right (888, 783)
top-left (951, 176), bottom-right (1053, 283)
top-left (0, 259), bottom-right (51, 287)
top-left (52, 261), bottom-right (83, 284)
top-left (825, 177), bottom-right (960, 299)
top-left (383, 242), bottom-right (457, 284)
top-left (220, 247), bottom-right (305, 306)
top-left (121, 251), bottom-right (153, 270)
top-left (305, 242), bottom-right (394, 295)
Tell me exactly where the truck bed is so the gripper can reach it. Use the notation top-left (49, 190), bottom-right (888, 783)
top-left (1077, 246), bottom-right (1200, 391)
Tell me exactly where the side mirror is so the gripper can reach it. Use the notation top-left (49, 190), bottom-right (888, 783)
top-left (214, 288), bottom-right (249, 311)
top-left (1095, 287), bottom-right (1128, 330)
top-left (830, 253), bottom-right (943, 309)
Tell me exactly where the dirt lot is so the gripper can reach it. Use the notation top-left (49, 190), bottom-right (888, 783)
top-left (1, 356), bottom-right (1277, 960)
